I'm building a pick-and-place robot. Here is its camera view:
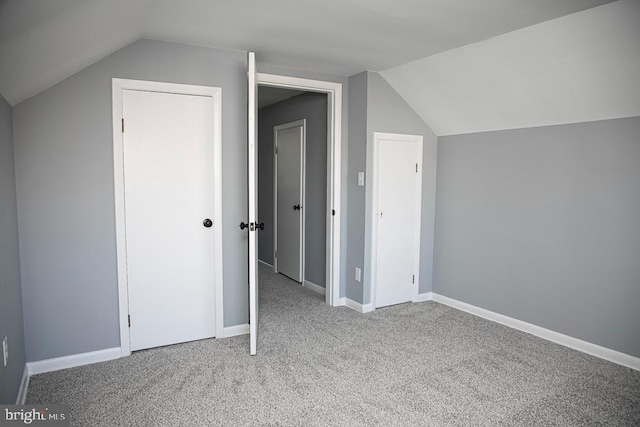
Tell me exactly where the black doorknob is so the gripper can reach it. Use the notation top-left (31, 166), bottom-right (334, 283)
top-left (258, 222), bottom-right (265, 230)
top-left (203, 219), bottom-right (213, 228)
top-left (293, 204), bottom-right (301, 211)
top-left (240, 222), bottom-right (248, 230)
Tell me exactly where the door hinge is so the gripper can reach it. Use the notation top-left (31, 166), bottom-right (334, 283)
top-left (275, 146), bottom-right (278, 155)
top-left (275, 251), bottom-right (277, 258)
top-left (415, 163), bottom-right (418, 173)
top-left (128, 315), bottom-right (131, 328)
top-left (412, 275), bottom-right (415, 284)
top-left (121, 118), bottom-right (125, 133)
top-left (332, 209), bottom-right (335, 216)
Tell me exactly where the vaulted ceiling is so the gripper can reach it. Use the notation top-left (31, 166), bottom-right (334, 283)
top-left (382, 0), bottom-right (640, 135)
top-left (1, 0), bottom-right (635, 135)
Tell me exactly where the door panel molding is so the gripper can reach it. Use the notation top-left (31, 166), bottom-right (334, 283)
top-left (112, 78), bottom-right (224, 357)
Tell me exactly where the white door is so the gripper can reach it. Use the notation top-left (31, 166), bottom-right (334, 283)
top-left (274, 120), bottom-right (305, 282)
top-left (248, 52), bottom-right (259, 355)
top-left (373, 133), bottom-right (423, 308)
top-left (123, 89), bottom-right (216, 351)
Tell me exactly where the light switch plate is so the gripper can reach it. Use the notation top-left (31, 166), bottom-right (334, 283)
top-left (357, 172), bottom-right (365, 186)
top-left (355, 267), bottom-right (362, 282)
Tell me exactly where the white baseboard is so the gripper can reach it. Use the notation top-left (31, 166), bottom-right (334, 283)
top-left (15, 365), bottom-right (29, 404)
top-left (258, 259), bottom-right (273, 269)
top-left (414, 292), bottom-right (433, 302)
top-left (339, 293), bottom-right (433, 311)
top-left (303, 280), bottom-right (326, 296)
top-left (430, 293), bottom-right (640, 371)
top-left (27, 347), bottom-right (121, 376)
top-left (223, 324), bottom-right (249, 337)
top-left (22, 324), bottom-right (250, 383)
top-left (343, 297), bottom-right (374, 313)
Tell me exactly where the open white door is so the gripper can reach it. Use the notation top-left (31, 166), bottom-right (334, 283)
top-left (248, 52), bottom-right (259, 355)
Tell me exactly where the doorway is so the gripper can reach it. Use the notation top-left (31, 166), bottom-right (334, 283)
top-left (247, 60), bottom-right (343, 355)
top-left (255, 74), bottom-right (342, 307)
top-left (258, 90), bottom-right (326, 293)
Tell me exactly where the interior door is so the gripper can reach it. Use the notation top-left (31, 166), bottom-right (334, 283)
top-left (123, 89), bottom-right (216, 351)
top-left (375, 136), bottom-right (422, 308)
top-left (248, 52), bottom-right (259, 355)
top-left (275, 120), bottom-right (305, 282)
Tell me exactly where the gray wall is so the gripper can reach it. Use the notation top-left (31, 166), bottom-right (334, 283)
top-left (0, 94), bottom-right (26, 403)
top-left (434, 116), bottom-right (640, 358)
top-left (13, 40), bottom-right (248, 362)
top-left (346, 72), bottom-right (367, 302)
top-left (257, 92), bottom-right (328, 287)
top-left (365, 72), bottom-right (438, 302)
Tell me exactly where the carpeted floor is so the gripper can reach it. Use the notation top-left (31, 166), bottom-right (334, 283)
top-left (27, 265), bottom-right (640, 426)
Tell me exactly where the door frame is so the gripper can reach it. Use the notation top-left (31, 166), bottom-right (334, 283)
top-left (273, 119), bottom-right (306, 282)
top-left (368, 132), bottom-right (423, 309)
top-left (257, 73), bottom-right (342, 307)
top-left (112, 78), bottom-right (224, 357)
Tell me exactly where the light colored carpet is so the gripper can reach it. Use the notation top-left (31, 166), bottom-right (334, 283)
top-left (27, 265), bottom-right (640, 426)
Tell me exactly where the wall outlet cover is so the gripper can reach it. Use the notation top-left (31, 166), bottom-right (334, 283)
top-left (355, 267), bottom-right (362, 282)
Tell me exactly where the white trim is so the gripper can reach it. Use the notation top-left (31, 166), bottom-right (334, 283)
top-left (303, 280), bottom-right (326, 296)
top-left (258, 259), bottom-right (274, 269)
top-left (414, 292), bottom-right (433, 302)
top-left (301, 121), bottom-right (307, 285)
top-left (431, 293), bottom-right (640, 371)
top-left (27, 347), bottom-right (121, 376)
top-left (223, 324), bottom-right (250, 338)
top-left (248, 52), bottom-right (258, 356)
top-left (16, 365), bottom-right (29, 404)
top-left (112, 78), bottom-right (225, 357)
top-left (369, 132), bottom-right (423, 309)
top-left (343, 298), bottom-right (374, 314)
top-left (257, 73), bottom-right (342, 308)
top-left (273, 119), bottom-right (307, 282)
top-left (272, 119), bottom-right (277, 275)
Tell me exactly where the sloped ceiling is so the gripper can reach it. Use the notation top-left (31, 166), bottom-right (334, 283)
top-left (382, 0), bottom-right (640, 136)
top-left (0, 0), bottom-right (613, 106)
top-left (0, 0), bottom-right (154, 106)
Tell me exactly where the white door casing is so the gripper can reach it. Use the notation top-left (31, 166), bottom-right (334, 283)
top-left (370, 133), bottom-right (423, 308)
top-left (248, 52), bottom-right (259, 356)
top-left (274, 120), bottom-right (306, 282)
top-left (256, 73), bottom-right (342, 307)
top-left (112, 79), bottom-right (224, 356)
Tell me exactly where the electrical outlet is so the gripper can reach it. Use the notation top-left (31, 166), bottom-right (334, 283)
top-left (357, 172), bottom-right (365, 187)
top-left (2, 336), bottom-right (8, 367)
top-left (355, 267), bottom-right (361, 282)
